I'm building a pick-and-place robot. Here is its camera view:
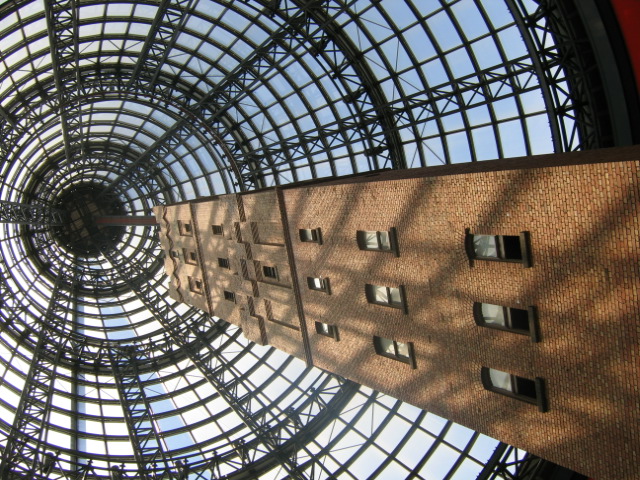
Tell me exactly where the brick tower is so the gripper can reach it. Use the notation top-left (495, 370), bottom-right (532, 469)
top-left (155, 146), bottom-right (640, 480)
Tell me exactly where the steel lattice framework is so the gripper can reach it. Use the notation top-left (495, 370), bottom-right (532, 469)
top-left (0, 0), bottom-right (636, 478)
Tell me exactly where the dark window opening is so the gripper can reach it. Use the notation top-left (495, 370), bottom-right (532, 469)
top-left (178, 220), bottom-right (193, 236)
top-left (299, 228), bottom-right (322, 244)
top-left (183, 249), bottom-right (198, 265)
top-left (263, 266), bottom-right (278, 279)
top-left (188, 276), bottom-right (203, 294)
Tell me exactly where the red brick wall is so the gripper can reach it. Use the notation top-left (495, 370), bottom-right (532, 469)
top-left (284, 152), bottom-right (640, 480)
top-left (157, 147), bottom-right (640, 479)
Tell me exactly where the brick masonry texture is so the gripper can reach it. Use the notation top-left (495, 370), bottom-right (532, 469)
top-left (156, 146), bottom-right (640, 480)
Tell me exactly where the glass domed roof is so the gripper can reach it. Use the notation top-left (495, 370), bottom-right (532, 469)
top-left (0, 0), bottom-right (631, 478)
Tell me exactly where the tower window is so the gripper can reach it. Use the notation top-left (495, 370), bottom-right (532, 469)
top-left (218, 258), bottom-right (230, 269)
top-left (178, 220), bottom-right (193, 236)
top-left (481, 367), bottom-right (547, 412)
top-left (373, 336), bottom-right (416, 368)
top-left (315, 322), bottom-right (338, 340)
top-left (474, 303), bottom-right (538, 341)
top-left (188, 276), bottom-right (203, 294)
top-left (357, 228), bottom-right (398, 255)
top-left (263, 266), bottom-right (278, 280)
top-left (212, 225), bottom-right (224, 235)
top-left (466, 231), bottom-right (531, 267)
top-left (183, 249), bottom-right (198, 265)
top-left (365, 284), bottom-right (406, 312)
top-left (224, 291), bottom-right (236, 302)
top-left (307, 277), bottom-right (330, 293)
top-left (299, 228), bottom-right (322, 244)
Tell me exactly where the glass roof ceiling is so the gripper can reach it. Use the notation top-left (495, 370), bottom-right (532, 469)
top-left (0, 0), bottom-right (612, 478)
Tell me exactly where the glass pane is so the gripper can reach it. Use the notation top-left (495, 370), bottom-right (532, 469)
top-left (365, 231), bottom-right (379, 249)
top-left (389, 287), bottom-right (402, 304)
top-left (378, 337), bottom-right (395, 355)
top-left (319, 323), bottom-right (330, 334)
top-left (481, 303), bottom-right (506, 326)
top-left (300, 229), bottom-right (315, 241)
top-left (473, 235), bottom-right (498, 257)
top-left (378, 231), bottom-right (391, 250)
top-left (312, 277), bottom-right (323, 289)
top-left (374, 286), bottom-right (389, 303)
top-left (396, 342), bottom-right (409, 358)
top-left (489, 369), bottom-right (512, 391)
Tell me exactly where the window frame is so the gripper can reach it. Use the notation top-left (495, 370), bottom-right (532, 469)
top-left (223, 290), bottom-right (236, 303)
top-left (188, 276), bottom-right (204, 295)
top-left (315, 321), bottom-right (339, 340)
top-left (178, 220), bottom-right (193, 237)
top-left (473, 303), bottom-right (539, 342)
top-left (212, 224), bottom-right (224, 236)
top-left (299, 228), bottom-right (322, 244)
top-left (365, 284), bottom-right (407, 313)
top-left (262, 265), bottom-right (278, 280)
top-left (373, 336), bottom-right (416, 368)
top-left (183, 248), bottom-right (198, 265)
top-left (481, 367), bottom-right (547, 412)
top-left (465, 230), bottom-right (531, 267)
top-left (307, 276), bottom-right (330, 294)
top-left (356, 228), bottom-right (399, 256)
top-left (218, 257), bottom-right (230, 269)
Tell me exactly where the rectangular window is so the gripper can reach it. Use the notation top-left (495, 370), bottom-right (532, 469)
top-left (299, 228), bottom-right (322, 244)
top-left (481, 367), bottom-right (547, 412)
top-left (307, 276), bottom-right (330, 293)
top-left (188, 276), bottom-right (203, 294)
top-left (218, 258), bottom-right (230, 269)
top-left (170, 250), bottom-right (179, 258)
top-left (178, 220), bottom-right (193, 236)
top-left (212, 225), bottom-right (224, 235)
top-left (315, 322), bottom-right (338, 340)
top-left (224, 291), bottom-right (236, 302)
top-left (373, 336), bottom-right (416, 367)
top-left (183, 249), bottom-right (198, 265)
top-left (263, 266), bottom-right (278, 280)
top-left (474, 303), bottom-right (538, 341)
top-left (365, 284), bottom-right (406, 312)
top-left (466, 231), bottom-right (530, 267)
top-left (357, 229), bottom-right (398, 255)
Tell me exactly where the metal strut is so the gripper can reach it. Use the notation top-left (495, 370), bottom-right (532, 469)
top-left (0, 201), bottom-right (66, 226)
top-left (107, 345), bottom-right (172, 479)
top-left (0, 272), bottom-right (76, 479)
top-left (97, 234), bottom-right (358, 479)
top-left (99, 0), bottom-right (390, 194)
top-left (43, 0), bottom-right (83, 164)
